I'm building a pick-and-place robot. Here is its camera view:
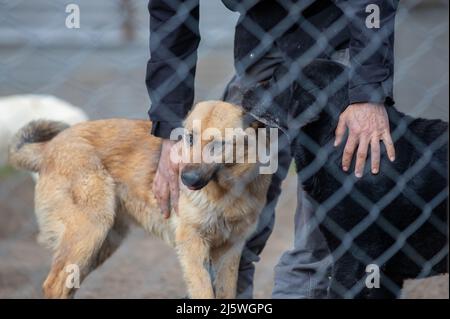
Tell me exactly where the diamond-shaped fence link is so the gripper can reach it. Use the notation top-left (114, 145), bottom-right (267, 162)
top-left (0, 0), bottom-right (448, 298)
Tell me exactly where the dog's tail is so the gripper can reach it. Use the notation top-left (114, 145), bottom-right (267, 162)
top-left (8, 120), bottom-right (70, 172)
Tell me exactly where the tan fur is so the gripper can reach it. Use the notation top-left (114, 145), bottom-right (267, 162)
top-left (8, 101), bottom-right (271, 299)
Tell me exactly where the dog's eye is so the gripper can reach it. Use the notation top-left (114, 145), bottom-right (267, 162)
top-left (186, 133), bottom-right (194, 146)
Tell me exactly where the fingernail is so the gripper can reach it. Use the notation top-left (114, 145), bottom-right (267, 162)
top-left (343, 166), bottom-right (348, 171)
top-left (390, 156), bottom-right (395, 162)
top-left (355, 172), bottom-right (362, 178)
top-left (334, 140), bottom-right (338, 147)
top-left (372, 169), bottom-right (378, 174)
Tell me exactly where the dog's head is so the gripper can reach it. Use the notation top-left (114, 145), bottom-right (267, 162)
top-left (179, 101), bottom-right (269, 191)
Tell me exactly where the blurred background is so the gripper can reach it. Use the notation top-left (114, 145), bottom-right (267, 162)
top-left (0, 0), bottom-right (448, 298)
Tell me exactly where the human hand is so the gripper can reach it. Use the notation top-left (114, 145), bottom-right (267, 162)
top-left (152, 139), bottom-right (181, 218)
top-left (334, 103), bottom-right (395, 178)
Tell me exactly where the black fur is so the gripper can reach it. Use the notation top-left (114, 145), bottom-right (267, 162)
top-left (243, 60), bottom-right (448, 298)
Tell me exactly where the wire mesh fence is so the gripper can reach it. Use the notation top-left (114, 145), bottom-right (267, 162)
top-left (0, 0), bottom-right (448, 298)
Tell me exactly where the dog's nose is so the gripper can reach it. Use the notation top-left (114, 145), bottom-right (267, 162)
top-left (181, 170), bottom-right (204, 189)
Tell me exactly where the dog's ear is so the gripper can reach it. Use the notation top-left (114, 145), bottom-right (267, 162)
top-left (241, 80), bottom-right (271, 113)
top-left (242, 111), bottom-right (266, 130)
top-left (241, 78), bottom-right (291, 133)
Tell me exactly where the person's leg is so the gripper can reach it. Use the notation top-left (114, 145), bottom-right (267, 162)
top-left (226, 28), bottom-right (349, 297)
top-left (272, 190), bottom-right (332, 298)
top-left (236, 137), bottom-right (291, 298)
top-left (226, 52), bottom-right (348, 298)
top-left (271, 49), bottom-right (350, 299)
top-left (222, 45), bottom-right (289, 298)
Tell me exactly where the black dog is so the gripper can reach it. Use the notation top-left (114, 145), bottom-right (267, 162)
top-left (243, 59), bottom-right (448, 298)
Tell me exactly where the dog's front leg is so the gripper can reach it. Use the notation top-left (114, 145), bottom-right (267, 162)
top-left (211, 242), bottom-right (244, 299)
top-left (175, 225), bottom-right (215, 299)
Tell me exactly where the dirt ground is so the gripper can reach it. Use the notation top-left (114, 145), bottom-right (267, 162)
top-left (0, 0), bottom-right (448, 299)
top-left (0, 171), bottom-right (448, 299)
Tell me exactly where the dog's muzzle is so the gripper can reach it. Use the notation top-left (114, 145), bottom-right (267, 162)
top-left (181, 170), bottom-right (209, 190)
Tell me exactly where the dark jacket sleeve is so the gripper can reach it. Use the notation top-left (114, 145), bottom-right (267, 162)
top-left (333, 0), bottom-right (398, 106)
top-left (146, 0), bottom-right (200, 138)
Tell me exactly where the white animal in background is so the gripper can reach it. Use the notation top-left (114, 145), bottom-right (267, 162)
top-left (0, 95), bottom-right (88, 166)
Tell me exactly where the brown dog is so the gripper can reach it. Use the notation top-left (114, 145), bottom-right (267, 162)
top-left (8, 101), bottom-right (272, 299)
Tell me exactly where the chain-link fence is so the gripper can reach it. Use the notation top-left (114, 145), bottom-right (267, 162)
top-left (0, 0), bottom-right (448, 298)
